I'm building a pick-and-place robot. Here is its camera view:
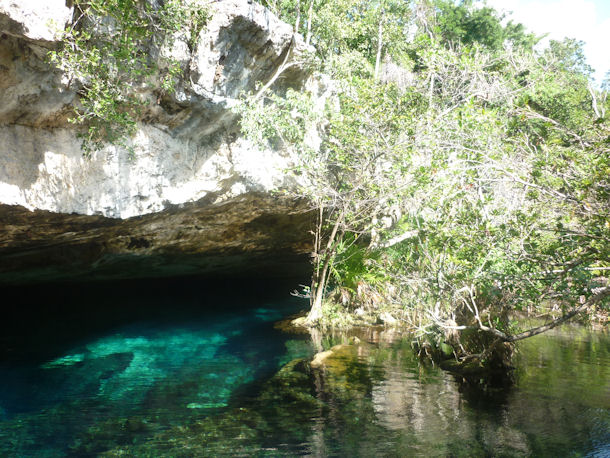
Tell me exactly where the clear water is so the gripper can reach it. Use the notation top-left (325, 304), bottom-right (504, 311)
top-left (0, 278), bottom-right (608, 457)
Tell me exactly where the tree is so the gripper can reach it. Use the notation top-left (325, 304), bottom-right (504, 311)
top-left (239, 0), bottom-right (608, 363)
top-left (239, 0), bottom-right (421, 324)
top-left (378, 39), bottom-right (609, 364)
top-left (432, 0), bottom-right (538, 51)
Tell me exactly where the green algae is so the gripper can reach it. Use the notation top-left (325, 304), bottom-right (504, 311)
top-left (93, 358), bottom-right (320, 456)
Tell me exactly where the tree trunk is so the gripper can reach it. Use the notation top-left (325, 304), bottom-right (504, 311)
top-left (374, 4), bottom-right (385, 81)
top-left (305, 0), bottom-right (314, 46)
top-left (251, 37), bottom-right (294, 104)
top-left (294, 0), bottom-right (301, 34)
top-left (307, 253), bottom-right (330, 323)
top-left (306, 210), bottom-right (344, 324)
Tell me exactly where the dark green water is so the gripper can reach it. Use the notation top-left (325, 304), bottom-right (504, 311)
top-left (0, 278), bottom-right (608, 456)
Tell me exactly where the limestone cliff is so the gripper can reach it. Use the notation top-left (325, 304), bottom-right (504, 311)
top-left (0, 0), bottom-right (318, 283)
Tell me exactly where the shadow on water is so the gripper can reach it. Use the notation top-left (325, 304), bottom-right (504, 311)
top-left (0, 275), bottom-right (308, 363)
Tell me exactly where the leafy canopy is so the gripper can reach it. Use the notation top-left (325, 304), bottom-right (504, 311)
top-left (238, 0), bottom-right (608, 332)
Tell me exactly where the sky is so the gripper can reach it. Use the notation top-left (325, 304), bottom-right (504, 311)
top-left (485, 0), bottom-right (610, 84)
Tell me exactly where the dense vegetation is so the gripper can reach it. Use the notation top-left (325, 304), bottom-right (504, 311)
top-left (241, 0), bottom-right (609, 367)
top-left (51, 0), bottom-right (608, 370)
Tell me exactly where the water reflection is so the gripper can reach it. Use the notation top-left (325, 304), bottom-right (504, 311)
top-left (294, 325), bottom-right (609, 457)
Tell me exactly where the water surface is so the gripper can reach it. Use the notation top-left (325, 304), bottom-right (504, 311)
top-left (0, 278), bottom-right (607, 456)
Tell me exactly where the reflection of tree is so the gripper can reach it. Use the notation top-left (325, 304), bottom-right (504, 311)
top-left (304, 325), bottom-right (607, 455)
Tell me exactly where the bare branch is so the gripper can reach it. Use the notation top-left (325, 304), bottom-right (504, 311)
top-left (505, 286), bottom-right (609, 342)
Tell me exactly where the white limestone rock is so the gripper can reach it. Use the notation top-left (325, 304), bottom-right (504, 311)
top-left (0, 0), bottom-right (72, 43)
top-left (0, 0), bottom-right (315, 218)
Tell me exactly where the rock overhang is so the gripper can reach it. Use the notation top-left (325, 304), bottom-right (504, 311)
top-left (0, 0), bottom-right (317, 284)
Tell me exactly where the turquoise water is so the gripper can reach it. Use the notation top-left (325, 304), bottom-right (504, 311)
top-left (0, 278), bottom-right (314, 456)
top-left (0, 278), bottom-right (608, 456)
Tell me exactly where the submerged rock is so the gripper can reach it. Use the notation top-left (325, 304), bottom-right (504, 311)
top-left (310, 350), bottom-right (334, 368)
top-left (40, 352), bottom-right (85, 369)
top-left (92, 357), bottom-right (320, 456)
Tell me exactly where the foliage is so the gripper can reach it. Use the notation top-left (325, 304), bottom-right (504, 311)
top-left (260, 0), bottom-right (413, 73)
top-left (239, 0), bottom-right (608, 347)
top-left (237, 88), bottom-right (321, 149)
top-left (380, 40), bottom-right (609, 337)
top-left (48, 0), bottom-right (208, 155)
top-left (432, 0), bottom-right (538, 51)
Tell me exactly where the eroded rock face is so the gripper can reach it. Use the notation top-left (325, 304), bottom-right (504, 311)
top-left (0, 0), bottom-right (316, 284)
top-left (0, 193), bottom-right (313, 284)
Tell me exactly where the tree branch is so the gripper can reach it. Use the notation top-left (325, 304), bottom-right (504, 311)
top-left (438, 286), bottom-right (609, 343)
top-left (505, 286), bottom-right (609, 342)
top-left (251, 37), bottom-right (296, 104)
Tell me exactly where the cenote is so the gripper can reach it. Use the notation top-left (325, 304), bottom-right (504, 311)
top-left (0, 277), bottom-right (608, 457)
